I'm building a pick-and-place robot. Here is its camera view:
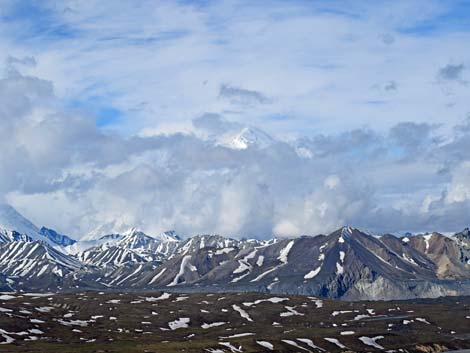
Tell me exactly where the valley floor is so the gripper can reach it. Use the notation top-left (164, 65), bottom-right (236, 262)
top-left (0, 291), bottom-right (469, 352)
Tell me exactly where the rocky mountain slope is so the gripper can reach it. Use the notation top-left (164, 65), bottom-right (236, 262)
top-left (0, 204), bottom-right (469, 300)
top-left (39, 227), bottom-right (77, 247)
top-left (132, 227), bottom-right (470, 300)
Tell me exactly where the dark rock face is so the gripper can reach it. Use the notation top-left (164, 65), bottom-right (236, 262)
top-left (40, 227), bottom-right (77, 247)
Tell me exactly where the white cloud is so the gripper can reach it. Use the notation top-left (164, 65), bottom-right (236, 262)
top-left (446, 162), bottom-right (470, 204)
top-left (324, 175), bottom-right (341, 190)
top-left (273, 220), bottom-right (300, 238)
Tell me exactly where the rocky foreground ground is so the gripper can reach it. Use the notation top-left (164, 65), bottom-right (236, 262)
top-left (0, 291), bottom-right (469, 353)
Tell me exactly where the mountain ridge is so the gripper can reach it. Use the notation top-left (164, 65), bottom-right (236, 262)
top-left (0, 204), bottom-right (469, 300)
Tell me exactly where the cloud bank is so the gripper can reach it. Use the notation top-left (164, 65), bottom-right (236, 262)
top-left (0, 1), bottom-right (469, 238)
top-left (1, 66), bottom-right (470, 239)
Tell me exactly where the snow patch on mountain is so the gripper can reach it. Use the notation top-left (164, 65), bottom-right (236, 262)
top-left (304, 267), bottom-right (322, 279)
top-left (168, 255), bottom-right (197, 287)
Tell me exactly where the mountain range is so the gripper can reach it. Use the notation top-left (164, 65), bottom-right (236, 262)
top-left (1, 203), bottom-right (469, 300)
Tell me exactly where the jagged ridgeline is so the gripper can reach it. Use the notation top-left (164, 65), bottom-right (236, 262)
top-left (1, 204), bottom-right (470, 300)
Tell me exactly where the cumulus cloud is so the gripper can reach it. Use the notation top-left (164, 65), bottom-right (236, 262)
top-left (273, 173), bottom-right (374, 237)
top-left (446, 162), bottom-right (470, 203)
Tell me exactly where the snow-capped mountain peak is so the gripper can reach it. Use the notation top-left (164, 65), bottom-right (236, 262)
top-left (153, 230), bottom-right (181, 242)
top-left (0, 229), bottom-right (32, 243)
top-left (123, 227), bottom-right (139, 236)
top-left (0, 204), bottom-right (40, 237)
top-left (82, 220), bottom-right (131, 241)
top-left (118, 229), bottom-right (159, 249)
top-left (218, 127), bottom-right (275, 150)
top-left (0, 204), bottom-right (56, 245)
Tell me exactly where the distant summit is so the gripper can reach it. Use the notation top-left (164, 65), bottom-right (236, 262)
top-left (217, 127), bottom-right (274, 150)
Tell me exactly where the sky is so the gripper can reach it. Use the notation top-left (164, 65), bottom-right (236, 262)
top-left (1, 0), bottom-right (470, 239)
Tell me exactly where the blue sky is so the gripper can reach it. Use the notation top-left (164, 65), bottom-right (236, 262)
top-left (0, 0), bottom-right (470, 238)
top-left (2, 0), bottom-right (468, 135)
